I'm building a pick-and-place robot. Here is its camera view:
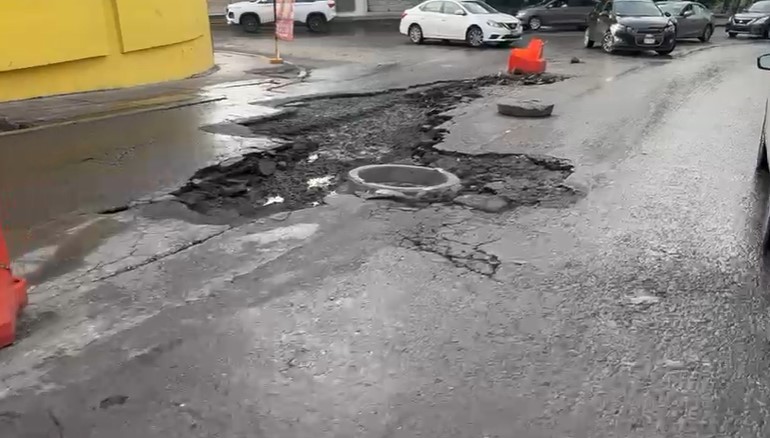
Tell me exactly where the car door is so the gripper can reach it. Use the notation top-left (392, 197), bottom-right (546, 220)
top-left (293, 0), bottom-right (314, 23)
top-left (586, 0), bottom-right (605, 40)
top-left (593, 0), bottom-right (613, 39)
top-left (691, 4), bottom-right (712, 36)
top-left (544, 0), bottom-right (570, 24)
top-left (577, 0), bottom-right (597, 25)
top-left (258, 0), bottom-right (275, 23)
top-left (440, 1), bottom-right (470, 39)
top-left (676, 3), bottom-right (699, 37)
top-left (418, 1), bottom-right (445, 37)
top-left (565, 0), bottom-right (594, 25)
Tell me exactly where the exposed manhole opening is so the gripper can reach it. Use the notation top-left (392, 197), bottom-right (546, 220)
top-left (348, 164), bottom-right (460, 196)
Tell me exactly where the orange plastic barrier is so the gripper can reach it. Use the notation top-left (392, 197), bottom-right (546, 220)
top-left (507, 38), bottom-right (546, 75)
top-left (0, 223), bottom-right (27, 349)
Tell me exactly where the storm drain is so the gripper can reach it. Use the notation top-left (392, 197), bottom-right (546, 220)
top-left (348, 164), bottom-right (461, 199)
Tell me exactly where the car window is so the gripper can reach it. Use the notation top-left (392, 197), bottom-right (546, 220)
top-left (421, 1), bottom-right (444, 12)
top-left (567, 0), bottom-right (582, 7)
top-left (691, 4), bottom-right (702, 15)
top-left (748, 1), bottom-right (770, 12)
top-left (601, 0), bottom-right (613, 13)
top-left (657, 2), bottom-right (684, 15)
top-left (614, 0), bottom-right (663, 16)
top-left (580, 0), bottom-right (596, 5)
top-left (552, 0), bottom-right (568, 7)
top-left (458, 1), bottom-right (499, 13)
top-left (693, 4), bottom-right (709, 15)
top-left (443, 1), bottom-right (464, 13)
top-left (594, 0), bottom-right (607, 12)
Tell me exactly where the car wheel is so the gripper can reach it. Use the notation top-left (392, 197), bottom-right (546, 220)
top-left (698, 24), bottom-right (713, 42)
top-left (307, 14), bottom-right (329, 33)
top-left (601, 30), bottom-right (614, 53)
top-left (528, 16), bottom-right (542, 31)
top-left (241, 14), bottom-right (260, 33)
top-left (583, 28), bottom-right (594, 48)
top-left (408, 24), bottom-right (424, 44)
top-left (728, 32), bottom-right (737, 38)
top-left (466, 26), bottom-right (484, 47)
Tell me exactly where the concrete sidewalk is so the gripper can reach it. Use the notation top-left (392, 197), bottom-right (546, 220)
top-left (0, 51), bottom-right (296, 134)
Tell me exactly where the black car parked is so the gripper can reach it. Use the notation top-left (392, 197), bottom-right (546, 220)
top-left (584, 0), bottom-right (677, 55)
top-left (726, 0), bottom-right (770, 38)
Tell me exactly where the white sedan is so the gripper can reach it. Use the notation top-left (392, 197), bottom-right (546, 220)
top-left (399, 0), bottom-right (522, 47)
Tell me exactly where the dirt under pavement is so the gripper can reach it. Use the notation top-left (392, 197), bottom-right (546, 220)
top-left (172, 73), bottom-right (579, 218)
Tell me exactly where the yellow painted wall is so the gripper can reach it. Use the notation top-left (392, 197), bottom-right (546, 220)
top-left (0, 0), bottom-right (214, 102)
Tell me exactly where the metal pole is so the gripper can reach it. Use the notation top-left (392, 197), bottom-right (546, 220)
top-left (270, 0), bottom-right (282, 63)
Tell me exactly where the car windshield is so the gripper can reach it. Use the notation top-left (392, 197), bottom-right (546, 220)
top-left (748, 1), bottom-right (770, 12)
top-left (615, 1), bottom-right (663, 16)
top-left (459, 1), bottom-right (499, 13)
top-left (656, 2), bottom-right (684, 14)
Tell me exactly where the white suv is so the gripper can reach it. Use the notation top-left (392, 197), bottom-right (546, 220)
top-left (226, 0), bottom-right (337, 33)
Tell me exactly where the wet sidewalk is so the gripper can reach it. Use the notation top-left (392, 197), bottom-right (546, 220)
top-left (0, 51), bottom-right (299, 134)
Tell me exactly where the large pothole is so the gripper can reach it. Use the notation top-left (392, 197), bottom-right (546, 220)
top-left (173, 74), bottom-right (576, 218)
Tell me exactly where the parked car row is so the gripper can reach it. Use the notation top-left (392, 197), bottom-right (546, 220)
top-left (224, 0), bottom-right (770, 58)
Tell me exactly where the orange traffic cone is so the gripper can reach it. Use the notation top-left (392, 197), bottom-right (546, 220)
top-left (0, 223), bottom-right (27, 349)
top-left (507, 38), bottom-right (547, 75)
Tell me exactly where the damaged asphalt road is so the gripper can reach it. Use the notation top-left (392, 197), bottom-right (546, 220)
top-left (176, 73), bottom-right (575, 219)
top-left (7, 35), bottom-right (770, 438)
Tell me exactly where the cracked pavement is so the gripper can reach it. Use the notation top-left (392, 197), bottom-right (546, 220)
top-left (5, 25), bottom-right (770, 438)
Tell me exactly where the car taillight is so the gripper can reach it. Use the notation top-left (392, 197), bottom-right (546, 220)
top-left (327, 0), bottom-right (336, 7)
top-left (401, 10), bottom-right (408, 18)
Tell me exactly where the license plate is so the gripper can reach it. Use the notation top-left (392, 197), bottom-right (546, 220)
top-left (644, 34), bottom-right (655, 44)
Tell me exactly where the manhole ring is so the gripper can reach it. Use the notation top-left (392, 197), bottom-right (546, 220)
top-left (348, 164), bottom-right (461, 195)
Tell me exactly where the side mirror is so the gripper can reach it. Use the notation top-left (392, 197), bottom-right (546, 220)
top-left (664, 11), bottom-right (671, 16)
top-left (682, 10), bottom-right (694, 17)
top-left (454, 9), bottom-right (466, 15)
top-left (758, 54), bottom-right (770, 70)
top-left (599, 10), bottom-right (609, 16)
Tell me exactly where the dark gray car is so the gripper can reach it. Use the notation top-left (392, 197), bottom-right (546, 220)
top-left (726, 0), bottom-right (770, 38)
top-left (656, 1), bottom-right (714, 41)
top-left (515, 0), bottom-right (597, 30)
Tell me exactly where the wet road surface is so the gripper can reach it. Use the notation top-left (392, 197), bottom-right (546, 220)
top-left (3, 24), bottom-right (770, 437)
top-left (0, 26), bottom-right (745, 259)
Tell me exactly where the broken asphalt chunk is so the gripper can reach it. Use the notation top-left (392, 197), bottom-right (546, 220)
top-left (497, 99), bottom-right (554, 118)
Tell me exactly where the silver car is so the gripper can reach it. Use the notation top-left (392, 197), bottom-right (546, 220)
top-left (515, 0), bottom-right (597, 30)
top-left (656, 1), bottom-right (714, 41)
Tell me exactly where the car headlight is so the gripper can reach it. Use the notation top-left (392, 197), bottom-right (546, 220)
top-left (754, 16), bottom-right (769, 24)
top-left (664, 22), bottom-right (676, 32)
top-left (610, 23), bottom-right (631, 34)
top-left (516, 11), bottom-right (526, 17)
top-left (487, 20), bottom-right (504, 27)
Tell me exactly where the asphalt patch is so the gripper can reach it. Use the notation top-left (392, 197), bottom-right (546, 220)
top-left (173, 74), bottom-right (575, 218)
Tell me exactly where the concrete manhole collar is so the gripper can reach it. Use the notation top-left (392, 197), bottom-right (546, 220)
top-left (348, 164), bottom-right (461, 197)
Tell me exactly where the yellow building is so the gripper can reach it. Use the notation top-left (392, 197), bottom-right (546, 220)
top-left (0, 0), bottom-right (214, 102)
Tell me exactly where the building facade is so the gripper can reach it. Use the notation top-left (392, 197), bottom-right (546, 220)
top-left (1, 0), bottom-right (213, 102)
